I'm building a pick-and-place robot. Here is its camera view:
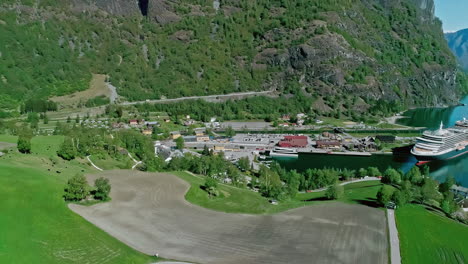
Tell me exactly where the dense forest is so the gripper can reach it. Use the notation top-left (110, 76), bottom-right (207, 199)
top-left (0, 0), bottom-right (466, 112)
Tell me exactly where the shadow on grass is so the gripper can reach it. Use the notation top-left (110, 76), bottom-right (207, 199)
top-left (301, 196), bottom-right (330, 202)
top-left (353, 198), bottom-right (380, 208)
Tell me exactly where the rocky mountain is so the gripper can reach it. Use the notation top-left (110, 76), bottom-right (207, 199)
top-left (445, 28), bottom-right (468, 71)
top-left (0, 0), bottom-right (466, 113)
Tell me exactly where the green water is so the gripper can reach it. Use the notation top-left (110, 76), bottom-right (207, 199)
top-left (276, 96), bottom-right (468, 186)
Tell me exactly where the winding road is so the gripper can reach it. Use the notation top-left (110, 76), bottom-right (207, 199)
top-left (119, 90), bottom-right (275, 106)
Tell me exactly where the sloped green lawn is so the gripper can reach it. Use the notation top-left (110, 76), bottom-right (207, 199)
top-left (396, 205), bottom-right (468, 264)
top-left (0, 135), bottom-right (156, 264)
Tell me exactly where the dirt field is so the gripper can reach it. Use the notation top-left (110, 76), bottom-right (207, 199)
top-left (70, 171), bottom-right (388, 264)
top-left (50, 74), bottom-right (111, 108)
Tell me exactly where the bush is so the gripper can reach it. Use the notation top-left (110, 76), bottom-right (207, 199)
top-left (17, 136), bottom-right (31, 154)
top-left (57, 137), bottom-right (77, 160)
top-left (376, 185), bottom-right (394, 206)
top-left (325, 183), bottom-right (344, 200)
top-left (203, 177), bottom-right (219, 198)
top-left (64, 174), bottom-right (90, 201)
top-left (94, 177), bottom-right (111, 201)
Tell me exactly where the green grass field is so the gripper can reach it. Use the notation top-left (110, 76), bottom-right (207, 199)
top-left (396, 205), bottom-right (468, 264)
top-left (88, 154), bottom-right (133, 170)
top-left (0, 135), bottom-right (156, 263)
top-left (173, 171), bottom-right (384, 214)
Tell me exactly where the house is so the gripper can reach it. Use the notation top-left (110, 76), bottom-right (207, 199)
top-left (194, 128), bottom-right (205, 137)
top-left (145, 121), bottom-right (159, 127)
top-left (196, 136), bottom-right (210, 142)
top-left (214, 145), bottom-right (225, 151)
top-left (281, 115), bottom-right (290, 121)
top-left (183, 136), bottom-right (197, 142)
top-left (142, 129), bottom-right (152, 136)
top-left (129, 119), bottom-right (138, 126)
top-left (316, 140), bottom-right (341, 149)
top-left (451, 185), bottom-right (468, 199)
top-left (278, 136), bottom-right (308, 148)
top-left (184, 120), bottom-right (195, 126)
top-left (170, 131), bottom-right (181, 139)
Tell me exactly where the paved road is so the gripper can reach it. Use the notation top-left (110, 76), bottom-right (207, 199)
top-left (119, 90), bottom-right (274, 105)
top-left (387, 209), bottom-right (401, 264)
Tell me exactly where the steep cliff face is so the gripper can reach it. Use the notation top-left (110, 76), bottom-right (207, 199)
top-left (446, 28), bottom-right (468, 71)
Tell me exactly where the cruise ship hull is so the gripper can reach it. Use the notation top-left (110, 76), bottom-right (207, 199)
top-left (411, 148), bottom-right (468, 162)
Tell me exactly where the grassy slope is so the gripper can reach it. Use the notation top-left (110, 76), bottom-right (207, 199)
top-left (396, 205), bottom-right (468, 264)
top-left (0, 135), bottom-right (155, 264)
top-left (172, 171), bottom-right (384, 214)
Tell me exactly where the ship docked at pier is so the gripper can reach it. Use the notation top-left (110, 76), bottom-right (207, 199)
top-left (411, 119), bottom-right (468, 162)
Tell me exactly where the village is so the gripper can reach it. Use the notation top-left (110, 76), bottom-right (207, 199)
top-left (93, 114), bottom-right (417, 169)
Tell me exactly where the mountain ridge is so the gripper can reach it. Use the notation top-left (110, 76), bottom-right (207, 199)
top-left (445, 28), bottom-right (468, 71)
top-left (0, 0), bottom-right (466, 114)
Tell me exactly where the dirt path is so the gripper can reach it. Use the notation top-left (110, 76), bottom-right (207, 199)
top-left (70, 171), bottom-right (388, 264)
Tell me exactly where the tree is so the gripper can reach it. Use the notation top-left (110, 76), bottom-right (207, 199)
top-left (439, 176), bottom-right (455, 194)
top-left (391, 190), bottom-right (409, 207)
top-left (441, 193), bottom-right (459, 215)
top-left (421, 179), bottom-right (442, 204)
top-left (57, 137), bottom-right (77, 160)
top-left (325, 183), bottom-right (344, 200)
top-left (67, 116), bottom-right (71, 123)
top-left (64, 174), bottom-right (89, 201)
top-left (405, 166), bottom-right (422, 185)
top-left (367, 167), bottom-right (381, 177)
top-left (17, 135), bottom-right (31, 154)
top-left (43, 113), bottom-right (49, 124)
top-left (377, 185), bottom-right (394, 206)
top-left (259, 165), bottom-right (283, 199)
top-left (341, 168), bottom-right (355, 181)
top-left (175, 136), bottom-right (185, 150)
top-left (237, 157), bottom-right (250, 171)
top-left (203, 177), bottom-right (219, 198)
top-left (94, 177), bottom-right (111, 201)
top-left (358, 168), bottom-right (367, 178)
top-left (286, 170), bottom-right (301, 198)
top-left (225, 126), bottom-right (236, 137)
top-left (75, 115), bottom-right (80, 124)
top-left (202, 145), bottom-right (210, 156)
top-left (382, 167), bottom-right (401, 185)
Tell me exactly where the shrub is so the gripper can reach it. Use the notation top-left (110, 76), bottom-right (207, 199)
top-left (64, 174), bottom-right (90, 201)
top-left (325, 183), bottom-right (344, 200)
top-left (94, 177), bottom-right (111, 201)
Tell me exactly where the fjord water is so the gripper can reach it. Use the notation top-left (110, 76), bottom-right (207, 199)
top-left (277, 96), bottom-right (468, 186)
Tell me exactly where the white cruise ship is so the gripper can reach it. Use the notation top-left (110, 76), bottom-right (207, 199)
top-left (411, 119), bottom-right (468, 162)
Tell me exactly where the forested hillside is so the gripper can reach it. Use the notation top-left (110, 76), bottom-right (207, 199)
top-left (0, 0), bottom-right (466, 113)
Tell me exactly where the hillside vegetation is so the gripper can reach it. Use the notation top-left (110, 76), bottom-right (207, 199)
top-left (0, 136), bottom-right (155, 263)
top-left (0, 0), bottom-right (466, 112)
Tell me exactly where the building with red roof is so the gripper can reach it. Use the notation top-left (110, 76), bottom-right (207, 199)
top-left (278, 136), bottom-right (308, 148)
